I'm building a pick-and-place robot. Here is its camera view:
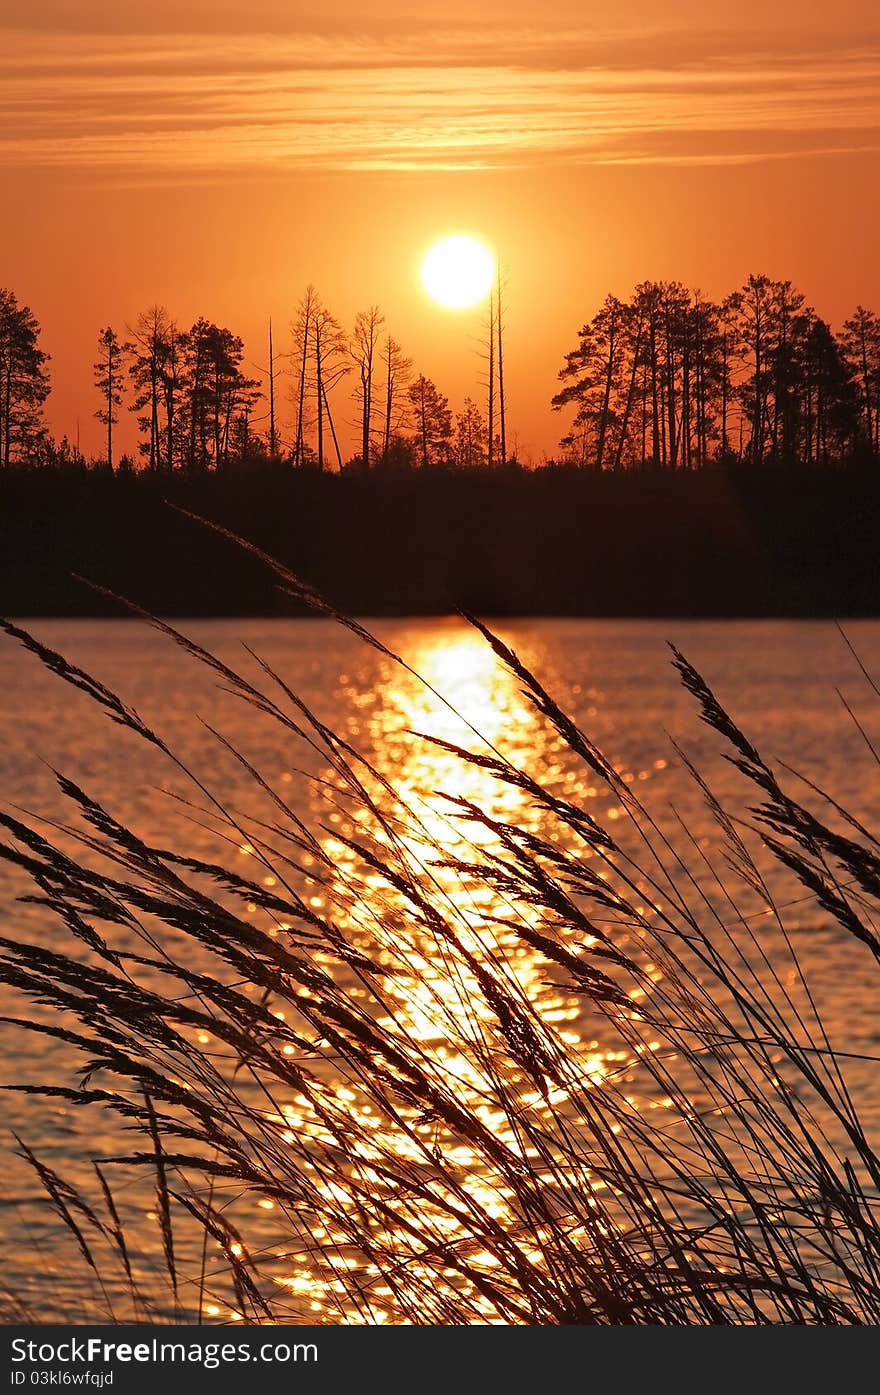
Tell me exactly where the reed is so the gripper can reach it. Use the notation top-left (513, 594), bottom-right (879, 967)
top-left (2, 532), bottom-right (880, 1324)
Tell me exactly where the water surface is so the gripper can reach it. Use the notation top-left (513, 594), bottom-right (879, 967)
top-left (2, 617), bottom-right (879, 1318)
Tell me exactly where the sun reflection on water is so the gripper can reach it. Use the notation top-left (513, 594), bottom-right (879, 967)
top-left (253, 624), bottom-right (641, 1321)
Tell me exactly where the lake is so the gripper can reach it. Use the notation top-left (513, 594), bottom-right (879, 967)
top-left (2, 617), bottom-right (880, 1319)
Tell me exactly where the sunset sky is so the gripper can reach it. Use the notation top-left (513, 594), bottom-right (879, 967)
top-left (2, 0), bottom-right (879, 460)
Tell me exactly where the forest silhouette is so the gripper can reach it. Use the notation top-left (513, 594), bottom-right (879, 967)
top-left (1, 274), bottom-right (879, 616)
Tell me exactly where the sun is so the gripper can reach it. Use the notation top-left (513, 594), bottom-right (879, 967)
top-left (421, 235), bottom-right (496, 310)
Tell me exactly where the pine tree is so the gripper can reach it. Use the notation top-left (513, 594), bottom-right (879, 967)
top-left (0, 289), bottom-right (50, 467)
top-left (407, 376), bottom-right (452, 467)
top-left (453, 397), bottom-right (487, 468)
top-left (93, 327), bottom-right (131, 471)
top-left (128, 306), bottom-right (171, 471)
top-left (842, 307), bottom-right (880, 459)
top-left (380, 337), bottom-right (412, 465)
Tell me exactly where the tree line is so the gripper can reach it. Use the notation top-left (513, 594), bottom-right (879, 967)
top-left (0, 286), bottom-right (505, 474)
top-left (2, 273), bottom-right (879, 475)
top-left (553, 276), bottom-right (880, 468)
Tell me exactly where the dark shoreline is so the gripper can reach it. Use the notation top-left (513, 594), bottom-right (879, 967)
top-left (2, 464), bottom-right (878, 619)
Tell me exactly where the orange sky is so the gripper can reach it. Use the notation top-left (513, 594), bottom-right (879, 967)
top-left (2, 0), bottom-right (879, 460)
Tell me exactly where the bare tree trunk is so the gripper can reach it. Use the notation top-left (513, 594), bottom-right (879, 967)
top-left (315, 320), bottom-right (324, 471)
top-left (188, 341), bottom-right (202, 472)
top-left (149, 353), bottom-right (159, 471)
top-left (295, 297), bottom-right (312, 468)
top-left (268, 319), bottom-right (277, 460)
top-left (613, 317), bottom-right (643, 470)
top-left (221, 395), bottom-right (234, 467)
top-left (497, 265), bottom-right (507, 466)
top-left (487, 293), bottom-right (495, 467)
top-left (721, 341), bottom-right (729, 460)
top-left (4, 374), bottom-right (12, 468)
top-left (753, 321), bottom-right (763, 464)
top-left (213, 368), bottom-right (222, 468)
top-left (165, 336), bottom-right (176, 474)
top-left (650, 319), bottom-right (661, 466)
top-left (665, 309), bottom-right (677, 469)
top-left (107, 348), bottom-right (114, 471)
top-left (596, 312), bottom-right (616, 471)
top-left (680, 329), bottom-right (690, 468)
top-left (383, 338), bottom-right (393, 462)
top-left (166, 391), bottom-right (174, 473)
top-left (859, 323), bottom-right (874, 452)
top-left (361, 355), bottom-right (371, 468)
top-left (322, 382), bottom-right (343, 471)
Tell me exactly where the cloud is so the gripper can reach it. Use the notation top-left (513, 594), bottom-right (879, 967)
top-left (1, 24), bottom-right (879, 175)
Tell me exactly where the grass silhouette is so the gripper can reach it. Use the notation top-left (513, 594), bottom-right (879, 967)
top-left (2, 532), bottom-right (880, 1324)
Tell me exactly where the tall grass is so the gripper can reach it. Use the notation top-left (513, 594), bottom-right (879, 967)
top-left (2, 531), bottom-right (880, 1323)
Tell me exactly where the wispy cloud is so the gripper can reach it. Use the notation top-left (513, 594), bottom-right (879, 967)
top-left (2, 25), bottom-right (879, 175)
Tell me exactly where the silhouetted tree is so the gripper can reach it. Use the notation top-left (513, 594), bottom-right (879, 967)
top-left (552, 276), bottom-right (875, 471)
top-left (377, 433), bottom-right (417, 471)
top-left (553, 295), bottom-right (628, 468)
top-left (128, 306), bottom-right (171, 471)
top-left (312, 303), bottom-right (349, 471)
top-left (453, 397), bottom-right (487, 468)
top-left (478, 260), bottom-right (509, 466)
top-left (380, 337), bottom-right (412, 464)
top-left (93, 327), bottom-right (131, 472)
top-left (267, 319), bottom-right (278, 461)
top-left (800, 317), bottom-right (858, 465)
top-left (351, 306), bottom-right (384, 469)
top-left (47, 433), bottom-right (86, 471)
top-left (229, 404), bottom-right (267, 465)
top-left (4, 271), bottom-right (879, 480)
top-left (633, 281), bottom-right (666, 466)
top-left (291, 286), bottom-right (318, 469)
top-left (770, 281), bottom-right (809, 462)
top-left (718, 293), bottom-right (742, 461)
top-left (736, 274), bottom-right (777, 465)
top-left (287, 289), bottom-right (350, 471)
top-left (486, 293), bottom-right (496, 466)
top-left (611, 295), bottom-right (644, 470)
top-left (408, 376), bottom-right (452, 467)
top-left (0, 289), bottom-right (50, 467)
top-left (179, 319), bottom-right (259, 472)
top-left (842, 307), bottom-right (880, 459)
top-left (159, 320), bottom-right (183, 473)
top-left (497, 263), bottom-right (507, 467)
top-left (679, 292), bottom-right (728, 468)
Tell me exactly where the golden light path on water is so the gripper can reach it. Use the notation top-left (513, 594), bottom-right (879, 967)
top-left (232, 627), bottom-right (666, 1323)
